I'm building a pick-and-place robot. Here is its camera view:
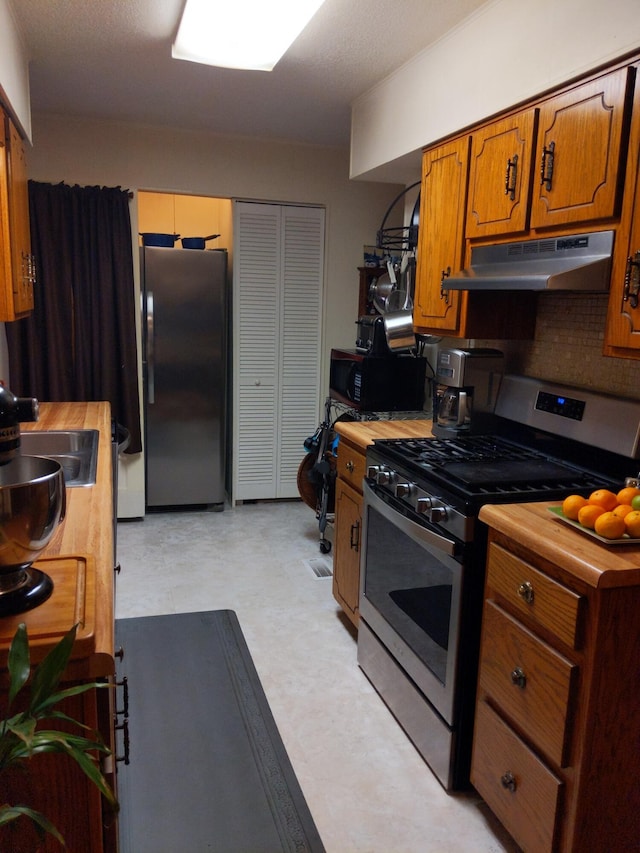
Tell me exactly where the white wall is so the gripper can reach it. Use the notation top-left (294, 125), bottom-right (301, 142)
top-left (0, 0), bottom-right (31, 138)
top-left (26, 114), bottom-right (403, 514)
top-left (351, 0), bottom-right (640, 181)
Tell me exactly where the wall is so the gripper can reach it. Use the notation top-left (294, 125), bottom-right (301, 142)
top-left (351, 0), bottom-right (640, 181)
top-left (472, 293), bottom-right (640, 401)
top-left (25, 113), bottom-right (403, 514)
top-left (0, 0), bottom-right (31, 139)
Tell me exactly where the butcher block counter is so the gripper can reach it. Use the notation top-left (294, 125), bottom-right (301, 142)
top-left (331, 418), bottom-right (433, 626)
top-left (0, 401), bottom-right (114, 677)
top-left (0, 401), bottom-right (117, 853)
top-left (473, 500), bottom-right (640, 852)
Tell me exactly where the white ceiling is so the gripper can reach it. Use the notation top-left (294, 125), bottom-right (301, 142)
top-left (9, 0), bottom-right (487, 149)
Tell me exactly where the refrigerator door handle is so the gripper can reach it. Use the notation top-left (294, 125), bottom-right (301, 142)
top-left (147, 291), bottom-right (155, 404)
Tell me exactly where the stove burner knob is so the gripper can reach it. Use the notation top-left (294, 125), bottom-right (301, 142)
top-left (366, 465), bottom-right (380, 480)
top-left (376, 468), bottom-right (395, 486)
top-left (416, 497), bottom-right (432, 515)
top-left (416, 496), bottom-right (447, 522)
top-left (430, 504), bottom-right (447, 522)
top-left (395, 482), bottom-right (414, 498)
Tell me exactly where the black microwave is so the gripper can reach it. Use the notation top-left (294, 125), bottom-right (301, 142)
top-left (330, 348), bottom-right (426, 412)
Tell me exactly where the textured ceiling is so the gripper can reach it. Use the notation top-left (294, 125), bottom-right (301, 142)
top-left (9, 0), bottom-right (488, 148)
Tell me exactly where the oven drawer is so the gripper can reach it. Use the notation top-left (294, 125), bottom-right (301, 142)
top-left (471, 700), bottom-right (562, 853)
top-left (479, 600), bottom-right (577, 767)
top-left (487, 542), bottom-right (584, 649)
top-left (336, 439), bottom-right (366, 493)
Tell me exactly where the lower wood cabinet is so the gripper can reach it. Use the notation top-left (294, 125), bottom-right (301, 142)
top-left (472, 521), bottom-right (640, 852)
top-left (332, 437), bottom-right (366, 627)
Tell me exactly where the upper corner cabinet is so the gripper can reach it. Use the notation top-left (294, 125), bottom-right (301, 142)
top-left (0, 107), bottom-right (34, 320)
top-left (466, 108), bottom-right (538, 239)
top-left (530, 67), bottom-right (633, 230)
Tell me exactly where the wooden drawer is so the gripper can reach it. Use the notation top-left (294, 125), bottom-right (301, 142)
top-left (471, 700), bottom-right (562, 853)
top-left (479, 600), bottom-right (577, 767)
top-left (487, 542), bottom-right (583, 649)
top-left (336, 439), bottom-right (366, 493)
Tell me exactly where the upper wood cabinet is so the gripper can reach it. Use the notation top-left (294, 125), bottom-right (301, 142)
top-left (604, 61), bottom-right (640, 355)
top-left (530, 67), bottom-right (632, 229)
top-left (0, 106), bottom-right (34, 320)
top-left (466, 109), bottom-right (538, 239)
top-left (414, 137), bottom-right (536, 339)
top-left (414, 137), bottom-right (470, 334)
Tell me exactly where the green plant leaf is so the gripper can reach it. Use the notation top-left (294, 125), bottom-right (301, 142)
top-left (0, 804), bottom-right (65, 844)
top-left (7, 623), bottom-right (31, 707)
top-left (29, 624), bottom-right (78, 715)
top-left (33, 680), bottom-right (111, 717)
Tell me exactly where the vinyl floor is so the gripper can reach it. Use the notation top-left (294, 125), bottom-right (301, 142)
top-left (116, 500), bottom-right (520, 853)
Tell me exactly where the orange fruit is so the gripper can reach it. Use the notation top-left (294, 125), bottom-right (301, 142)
top-left (562, 494), bottom-right (589, 520)
top-left (617, 486), bottom-right (640, 506)
top-left (624, 510), bottom-right (640, 538)
top-left (612, 503), bottom-right (634, 520)
top-left (578, 504), bottom-right (606, 529)
top-left (588, 489), bottom-right (618, 512)
top-left (594, 511), bottom-right (626, 540)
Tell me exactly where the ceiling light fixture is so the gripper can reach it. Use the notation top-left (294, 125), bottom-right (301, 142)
top-left (172, 0), bottom-right (327, 72)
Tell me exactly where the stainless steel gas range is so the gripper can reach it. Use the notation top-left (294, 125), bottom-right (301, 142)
top-left (357, 375), bottom-right (640, 791)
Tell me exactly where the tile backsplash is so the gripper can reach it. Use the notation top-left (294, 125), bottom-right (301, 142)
top-left (475, 292), bottom-right (640, 401)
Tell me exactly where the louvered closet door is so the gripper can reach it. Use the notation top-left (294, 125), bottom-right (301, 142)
top-left (233, 202), bottom-right (324, 502)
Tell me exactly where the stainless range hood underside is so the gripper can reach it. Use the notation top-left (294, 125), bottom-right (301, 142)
top-left (446, 230), bottom-right (614, 292)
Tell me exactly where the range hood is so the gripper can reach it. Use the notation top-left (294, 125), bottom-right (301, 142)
top-left (446, 230), bottom-right (614, 292)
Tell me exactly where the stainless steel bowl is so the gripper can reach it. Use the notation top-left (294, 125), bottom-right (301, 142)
top-left (0, 456), bottom-right (66, 615)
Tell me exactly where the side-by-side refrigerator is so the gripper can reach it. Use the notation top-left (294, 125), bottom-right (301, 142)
top-left (141, 246), bottom-right (228, 510)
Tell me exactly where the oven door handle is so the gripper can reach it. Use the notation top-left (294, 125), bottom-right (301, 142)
top-left (363, 480), bottom-right (458, 557)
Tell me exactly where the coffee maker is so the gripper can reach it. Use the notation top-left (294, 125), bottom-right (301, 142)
top-left (432, 347), bottom-right (504, 438)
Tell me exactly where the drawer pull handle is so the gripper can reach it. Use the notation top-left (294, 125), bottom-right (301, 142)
top-left (510, 666), bottom-right (527, 689)
top-left (346, 460), bottom-right (355, 473)
top-left (501, 771), bottom-right (517, 793)
top-left (517, 581), bottom-right (534, 605)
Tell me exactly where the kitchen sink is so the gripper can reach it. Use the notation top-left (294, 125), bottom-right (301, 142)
top-left (19, 429), bottom-right (99, 487)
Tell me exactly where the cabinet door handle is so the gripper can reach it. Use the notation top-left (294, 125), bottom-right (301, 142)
top-left (501, 770), bottom-right (517, 792)
top-left (517, 581), bottom-right (534, 605)
top-left (623, 251), bottom-right (640, 309)
top-left (540, 140), bottom-right (555, 191)
top-left (350, 520), bottom-right (360, 551)
top-left (510, 666), bottom-right (527, 689)
top-left (440, 266), bottom-right (451, 303)
top-left (505, 154), bottom-right (518, 200)
top-left (346, 460), bottom-right (354, 473)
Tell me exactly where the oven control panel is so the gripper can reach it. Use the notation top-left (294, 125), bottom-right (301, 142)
top-left (535, 391), bottom-right (585, 421)
top-left (495, 374), bottom-right (640, 459)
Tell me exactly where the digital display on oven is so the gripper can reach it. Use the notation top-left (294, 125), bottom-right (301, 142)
top-left (535, 390), bottom-right (585, 420)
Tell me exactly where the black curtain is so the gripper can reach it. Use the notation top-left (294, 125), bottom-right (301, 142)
top-left (6, 181), bottom-right (142, 453)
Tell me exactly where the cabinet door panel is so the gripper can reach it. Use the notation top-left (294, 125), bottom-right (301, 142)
top-left (466, 110), bottom-right (537, 238)
top-left (414, 138), bottom-right (470, 333)
top-left (531, 68), bottom-right (631, 228)
top-left (332, 478), bottom-right (361, 626)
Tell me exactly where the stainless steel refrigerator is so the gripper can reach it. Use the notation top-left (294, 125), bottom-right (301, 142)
top-left (141, 246), bottom-right (228, 509)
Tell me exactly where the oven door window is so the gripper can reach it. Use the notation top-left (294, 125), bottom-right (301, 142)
top-left (360, 485), bottom-right (463, 723)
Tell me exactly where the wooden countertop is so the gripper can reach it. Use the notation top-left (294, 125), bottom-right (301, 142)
top-left (0, 402), bottom-right (114, 677)
top-left (480, 501), bottom-right (640, 590)
top-left (335, 418), bottom-right (433, 452)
